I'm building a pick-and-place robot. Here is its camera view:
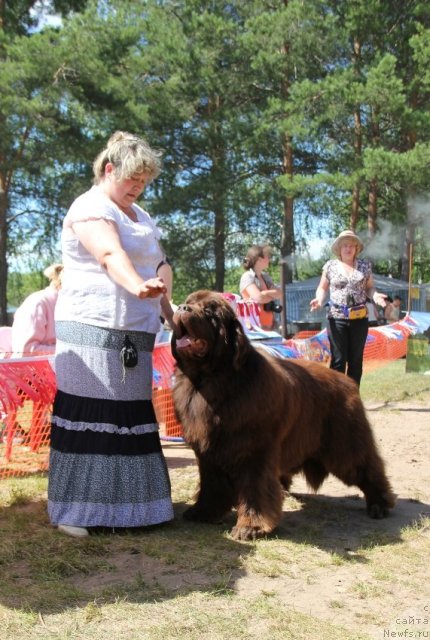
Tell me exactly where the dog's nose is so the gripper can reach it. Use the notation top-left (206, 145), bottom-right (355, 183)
top-left (177, 304), bottom-right (192, 313)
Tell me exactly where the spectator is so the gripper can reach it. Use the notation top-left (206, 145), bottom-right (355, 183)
top-left (239, 244), bottom-right (282, 330)
top-left (11, 263), bottom-right (63, 355)
top-left (310, 230), bottom-right (387, 386)
top-left (384, 295), bottom-right (402, 323)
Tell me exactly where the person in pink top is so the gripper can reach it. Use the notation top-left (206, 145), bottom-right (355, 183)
top-left (11, 263), bottom-right (63, 355)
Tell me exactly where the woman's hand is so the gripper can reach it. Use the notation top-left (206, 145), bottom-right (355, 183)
top-left (310, 276), bottom-right (329, 312)
top-left (373, 291), bottom-right (388, 307)
top-left (310, 298), bottom-right (321, 312)
top-left (135, 278), bottom-right (167, 299)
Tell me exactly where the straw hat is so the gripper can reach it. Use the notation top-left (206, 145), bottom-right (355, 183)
top-left (331, 230), bottom-right (364, 258)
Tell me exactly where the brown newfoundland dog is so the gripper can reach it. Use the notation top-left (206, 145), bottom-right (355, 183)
top-left (171, 290), bottom-right (396, 541)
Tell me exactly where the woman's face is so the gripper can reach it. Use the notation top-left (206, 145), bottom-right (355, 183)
top-left (104, 163), bottom-right (148, 209)
top-left (339, 242), bottom-right (357, 261)
top-left (257, 254), bottom-right (270, 270)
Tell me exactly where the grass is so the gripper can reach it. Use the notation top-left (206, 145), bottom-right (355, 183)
top-left (0, 361), bottom-right (429, 639)
top-left (360, 358), bottom-right (430, 403)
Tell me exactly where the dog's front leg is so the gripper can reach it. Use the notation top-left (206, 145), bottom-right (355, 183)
top-left (231, 467), bottom-right (283, 541)
top-left (183, 454), bottom-right (235, 524)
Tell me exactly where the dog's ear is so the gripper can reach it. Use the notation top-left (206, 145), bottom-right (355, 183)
top-left (231, 318), bottom-right (250, 370)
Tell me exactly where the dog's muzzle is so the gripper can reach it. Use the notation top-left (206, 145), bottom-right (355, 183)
top-left (177, 304), bottom-right (192, 313)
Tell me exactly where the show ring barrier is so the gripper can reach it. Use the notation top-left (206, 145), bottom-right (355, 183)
top-left (0, 307), bottom-right (423, 481)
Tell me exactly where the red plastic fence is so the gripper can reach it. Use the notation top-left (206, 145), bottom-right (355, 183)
top-left (0, 356), bottom-right (56, 478)
top-left (0, 314), bottom-right (419, 480)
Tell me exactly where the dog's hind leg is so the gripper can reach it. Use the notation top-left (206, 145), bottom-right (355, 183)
top-left (334, 454), bottom-right (396, 518)
top-left (355, 462), bottom-right (396, 518)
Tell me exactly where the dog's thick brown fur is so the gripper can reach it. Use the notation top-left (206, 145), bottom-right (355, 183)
top-left (171, 290), bottom-right (396, 541)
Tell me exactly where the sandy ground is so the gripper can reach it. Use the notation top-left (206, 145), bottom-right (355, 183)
top-left (160, 399), bottom-right (430, 639)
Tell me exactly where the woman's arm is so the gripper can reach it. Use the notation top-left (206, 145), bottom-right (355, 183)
top-left (242, 282), bottom-right (281, 304)
top-left (72, 218), bottom-right (167, 299)
top-left (310, 274), bottom-right (329, 311)
top-left (157, 260), bottom-right (173, 302)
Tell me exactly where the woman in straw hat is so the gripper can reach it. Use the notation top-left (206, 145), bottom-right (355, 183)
top-left (310, 230), bottom-right (387, 386)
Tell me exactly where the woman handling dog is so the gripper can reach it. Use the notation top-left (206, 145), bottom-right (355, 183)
top-left (239, 244), bottom-right (282, 330)
top-left (48, 131), bottom-right (174, 537)
top-left (310, 230), bottom-right (387, 386)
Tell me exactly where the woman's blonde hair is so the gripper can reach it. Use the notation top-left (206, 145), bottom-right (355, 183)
top-left (43, 263), bottom-right (63, 290)
top-left (92, 131), bottom-right (163, 184)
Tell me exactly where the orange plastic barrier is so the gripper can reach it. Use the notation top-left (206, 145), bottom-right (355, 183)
top-left (0, 346), bottom-right (184, 480)
top-left (0, 316), bottom-right (420, 480)
top-left (0, 356), bottom-right (56, 478)
top-left (152, 343), bottom-right (184, 440)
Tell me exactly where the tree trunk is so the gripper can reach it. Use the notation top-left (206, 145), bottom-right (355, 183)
top-left (367, 112), bottom-right (380, 237)
top-left (351, 182), bottom-right (360, 230)
top-left (280, 132), bottom-right (295, 337)
top-left (0, 173), bottom-right (8, 325)
top-left (279, 0), bottom-right (295, 337)
top-left (208, 94), bottom-right (226, 292)
top-left (214, 203), bottom-right (225, 292)
top-left (367, 178), bottom-right (378, 237)
top-left (281, 133), bottom-right (295, 285)
top-left (350, 36), bottom-right (362, 230)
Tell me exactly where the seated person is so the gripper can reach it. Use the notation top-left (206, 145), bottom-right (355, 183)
top-left (11, 263), bottom-right (63, 355)
top-left (384, 295), bottom-right (402, 323)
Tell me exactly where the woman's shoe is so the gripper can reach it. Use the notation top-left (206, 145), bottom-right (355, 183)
top-left (58, 524), bottom-right (89, 538)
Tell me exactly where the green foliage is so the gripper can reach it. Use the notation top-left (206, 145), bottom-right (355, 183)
top-left (1, 0), bottom-right (430, 321)
top-left (7, 269), bottom-right (54, 308)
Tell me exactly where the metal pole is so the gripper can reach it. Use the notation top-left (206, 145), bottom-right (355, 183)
top-left (407, 242), bottom-right (413, 314)
top-left (280, 256), bottom-right (288, 338)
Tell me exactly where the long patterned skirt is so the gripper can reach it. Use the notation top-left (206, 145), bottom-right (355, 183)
top-left (48, 321), bottom-right (174, 528)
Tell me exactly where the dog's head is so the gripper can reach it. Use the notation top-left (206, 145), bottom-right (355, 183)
top-left (171, 290), bottom-right (251, 373)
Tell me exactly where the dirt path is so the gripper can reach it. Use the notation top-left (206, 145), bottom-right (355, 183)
top-left (161, 399), bottom-right (430, 639)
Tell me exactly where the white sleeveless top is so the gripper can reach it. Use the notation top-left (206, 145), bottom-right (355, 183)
top-left (55, 185), bottom-right (164, 333)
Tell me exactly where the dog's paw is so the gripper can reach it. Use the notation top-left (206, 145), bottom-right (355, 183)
top-left (230, 525), bottom-right (268, 541)
top-left (367, 502), bottom-right (390, 519)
